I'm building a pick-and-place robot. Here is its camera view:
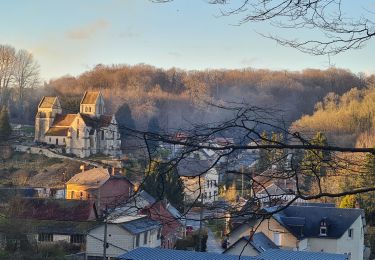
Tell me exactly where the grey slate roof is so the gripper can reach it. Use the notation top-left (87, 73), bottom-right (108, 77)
top-left (258, 249), bottom-right (348, 260)
top-left (119, 247), bottom-right (256, 260)
top-left (177, 158), bottom-right (213, 177)
top-left (119, 247), bottom-right (348, 260)
top-left (121, 217), bottom-right (160, 235)
top-left (225, 232), bottom-right (278, 253)
top-left (264, 204), bottom-right (364, 239)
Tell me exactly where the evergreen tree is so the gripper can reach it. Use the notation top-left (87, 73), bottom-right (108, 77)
top-left (115, 104), bottom-right (135, 138)
top-left (0, 107), bottom-right (11, 142)
top-left (142, 161), bottom-right (185, 211)
top-left (301, 132), bottom-right (330, 193)
top-left (147, 116), bottom-right (161, 133)
top-left (147, 116), bottom-right (161, 154)
top-left (256, 131), bottom-right (286, 171)
top-left (358, 152), bottom-right (375, 224)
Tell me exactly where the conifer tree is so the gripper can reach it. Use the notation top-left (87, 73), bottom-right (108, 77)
top-left (142, 161), bottom-right (185, 211)
top-left (0, 107), bottom-right (11, 142)
top-left (358, 152), bottom-right (375, 224)
top-left (301, 132), bottom-right (330, 193)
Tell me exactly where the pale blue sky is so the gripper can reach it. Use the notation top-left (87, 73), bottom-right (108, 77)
top-left (1, 0), bottom-right (374, 80)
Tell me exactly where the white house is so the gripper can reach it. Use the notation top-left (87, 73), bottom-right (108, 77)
top-left (177, 157), bottom-right (219, 204)
top-left (86, 215), bottom-right (161, 259)
top-left (227, 203), bottom-right (365, 260)
top-left (34, 91), bottom-right (121, 158)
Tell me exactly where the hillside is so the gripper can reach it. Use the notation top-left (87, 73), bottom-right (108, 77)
top-left (292, 82), bottom-right (375, 147)
top-left (14, 65), bottom-right (366, 132)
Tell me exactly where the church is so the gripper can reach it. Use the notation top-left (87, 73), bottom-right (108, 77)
top-left (34, 91), bottom-right (122, 158)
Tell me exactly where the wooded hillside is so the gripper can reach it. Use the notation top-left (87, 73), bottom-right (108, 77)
top-left (34, 64), bottom-right (366, 131)
top-left (292, 81), bottom-right (375, 147)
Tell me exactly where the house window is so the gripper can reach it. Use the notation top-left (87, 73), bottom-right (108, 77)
top-left (144, 231), bottom-right (148, 245)
top-left (89, 107), bottom-right (92, 112)
top-left (348, 228), bottom-right (353, 239)
top-left (49, 137), bottom-right (51, 142)
top-left (101, 131), bottom-right (104, 140)
top-left (87, 193), bottom-right (91, 199)
top-left (70, 191), bottom-right (75, 199)
top-left (209, 192), bottom-right (211, 198)
top-left (77, 129), bottom-right (80, 138)
top-left (63, 138), bottom-right (66, 144)
top-left (85, 107), bottom-right (88, 112)
top-left (136, 234), bottom-right (140, 247)
top-left (273, 232), bottom-right (281, 246)
top-left (320, 227), bottom-right (327, 236)
top-left (56, 138), bottom-right (58, 145)
top-left (70, 234), bottom-right (85, 244)
top-left (157, 228), bottom-right (161, 240)
top-left (38, 233), bottom-right (53, 242)
top-left (80, 192), bottom-right (83, 199)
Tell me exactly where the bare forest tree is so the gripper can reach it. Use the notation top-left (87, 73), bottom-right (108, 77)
top-left (153, 0), bottom-right (375, 55)
top-left (0, 44), bottom-right (40, 118)
top-left (13, 50), bottom-right (40, 117)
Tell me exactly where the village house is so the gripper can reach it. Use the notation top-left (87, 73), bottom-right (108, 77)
top-left (140, 200), bottom-right (184, 249)
top-left (223, 232), bottom-right (278, 256)
top-left (227, 203), bottom-right (365, 260)
top-left (177, 157), bottom-right (219, 204)
top-left (65, 167), bottom-right (133, 212)
top-left (0, 198), bottom-right (97, 248)
top-left (110, 190), bottom-right (184, 249)
top-left (86, 215), bottom-right (161, 259)
top-left (34, 91), bottom-right (121, 158)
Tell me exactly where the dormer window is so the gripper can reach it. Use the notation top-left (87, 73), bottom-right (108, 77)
top-left (348, 228), bottom-right (353, 239)
top-left (320, 218), bottom-right (328, 236)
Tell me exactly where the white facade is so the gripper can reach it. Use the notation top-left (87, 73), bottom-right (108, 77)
top-left (86, 221), bottom-right (161, 259)
top-left (182, 167), bottom-right (219, 204)
top-left (298, 216), bottom-right (364, 260)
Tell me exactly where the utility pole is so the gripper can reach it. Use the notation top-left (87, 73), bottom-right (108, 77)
top-left (198, 177), bottom-right (204, 252)
top-left (102, 206), bottom-right (108, 260)
top-left (241, 165), bottom-right (244, 197)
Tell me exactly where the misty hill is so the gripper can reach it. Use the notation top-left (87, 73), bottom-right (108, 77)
top-left (34, 65), bottom-right (365, 131)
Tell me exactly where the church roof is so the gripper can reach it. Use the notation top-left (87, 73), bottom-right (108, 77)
top-left (45, 127), bottom-right (69, 136)
top-left (80, 114), bottom-right (113, 128)
top-left (53, 114), bottom-right (77, 127)
top-left (39, 96), bottom-right (57, 108)
top-left (81, 91), bottom-right (100, 105)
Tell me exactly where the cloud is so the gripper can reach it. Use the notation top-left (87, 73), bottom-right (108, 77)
top-left (168, 51), bottom-right (182, 58)
top-left (66, 19), bottom-right (109, 40)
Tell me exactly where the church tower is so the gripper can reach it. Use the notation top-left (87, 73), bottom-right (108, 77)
top-left (35, 96), bottom-right (62, 142)
top-left (80, 91), bottom-right (105, 118)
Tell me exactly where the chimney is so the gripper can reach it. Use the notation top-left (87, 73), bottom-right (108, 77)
top-left (249, 228), bottom-right (255, 240)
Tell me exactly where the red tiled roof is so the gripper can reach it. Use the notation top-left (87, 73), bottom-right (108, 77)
top-left (14, 198), bottom-right (96, 221)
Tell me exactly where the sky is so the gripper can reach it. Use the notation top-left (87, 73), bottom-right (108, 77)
top-left (1, 0), bottom-right (374, 81)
